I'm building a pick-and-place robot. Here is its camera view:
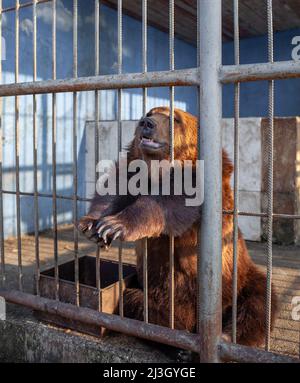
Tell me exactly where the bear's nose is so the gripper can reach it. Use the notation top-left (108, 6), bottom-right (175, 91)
top-left (141, 117), bottom-right (156, 138)
top-left (141, 117), bottom-right (156, 129)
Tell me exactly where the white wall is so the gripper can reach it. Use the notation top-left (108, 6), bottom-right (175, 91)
top-left (222, 118), bottom-right (262, 241)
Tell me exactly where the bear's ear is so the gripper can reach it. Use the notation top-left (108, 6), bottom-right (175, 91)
top-left (146, 108), bottom-right (154, 117)
top-left (146, 107), bottom-right (166, 117)
top-left (146, 106), bottom-right (170, 118)
top-left (222, 149), bottom-right (234, 179)
top-left (174, 109), bottom-right (184, 124)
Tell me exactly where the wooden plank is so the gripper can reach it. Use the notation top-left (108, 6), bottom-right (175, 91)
top-left (272, 0), bottom-right (300, 31)
top-left (100, 0), bottom-right (300, 45)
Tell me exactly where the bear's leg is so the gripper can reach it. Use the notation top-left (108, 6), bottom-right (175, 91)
top-left (223, 266), bottom-right (277, 347)
top-left (123, 288), bottom-right (145, 321)
top-left (123, 288), bottom-right (190, 331)
top-left (123, 288), bottom-right (170, 326)
top-left (123, 288), bottom-right (196, 363)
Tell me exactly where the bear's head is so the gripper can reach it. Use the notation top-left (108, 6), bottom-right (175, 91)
top-left (128, 107), bottom-right (198, 164)
top-left (128, 107), bottom-right (233, 181)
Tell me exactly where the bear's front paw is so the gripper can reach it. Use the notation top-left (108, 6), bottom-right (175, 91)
top-left (77, 216), bottom-right (111, 248)
top-left (96, 214), bottom-right (130, 243)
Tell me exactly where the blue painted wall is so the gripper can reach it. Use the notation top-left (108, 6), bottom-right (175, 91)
top-left (1, 0), bottom-right (300, 236)
top-left (222, 28), bottom-right (300, 118)
top-left (1, 0), bottom-right (197, 237)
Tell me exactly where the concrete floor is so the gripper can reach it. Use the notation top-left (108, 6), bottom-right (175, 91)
top-left (1, 224), bottom-right (300, 360)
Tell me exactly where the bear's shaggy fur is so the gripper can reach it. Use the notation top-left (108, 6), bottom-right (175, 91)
top-left (78, 107), bottom-right (277, 346)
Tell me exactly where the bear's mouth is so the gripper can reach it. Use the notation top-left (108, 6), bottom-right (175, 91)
top-left (140, 136), bottom-right (165, 150)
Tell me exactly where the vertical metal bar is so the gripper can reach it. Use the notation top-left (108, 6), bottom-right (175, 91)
top-left (52, 0), bottom-right (59, 300)
top-left (95, 0), bottom-right (102, 312)
top-left (117, 0), bottom-right (123, 318)
top-left (168, 0), bottom-right (175, 330)
top-left (15, 0), bottom-right (23, 291)
top-left (265, 0), bottom-right (274, 351)
top-left (0, 0), bottom-right (5, 288)
top-left (198, 0), bottom-right (223, 363)
top-left (232, 0), bottom-right (240, 344)
top-left (196, 0), bottom-right (200, 336)
top-left (142, 0), bottom-right (148, 324)
top-left (33, 0), bottom-right (40, 295)
top-left (73, 0), bottom-right (79, 307)
top-left (169, 0), bottom-right (175, 162)
top-left (142, 0), bottom-right (147, 115)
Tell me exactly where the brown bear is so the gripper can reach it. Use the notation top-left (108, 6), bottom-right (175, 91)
top-left (78, 107), bottom-right (277, 347)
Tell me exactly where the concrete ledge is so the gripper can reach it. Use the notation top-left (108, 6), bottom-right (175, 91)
top-left (0, 304), bottom-right (174, 363)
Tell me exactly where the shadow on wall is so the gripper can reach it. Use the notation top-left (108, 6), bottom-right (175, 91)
top-left (1, 77), bottom-right (91, 237)
top-left (1, 1), bottom-right (197, 238)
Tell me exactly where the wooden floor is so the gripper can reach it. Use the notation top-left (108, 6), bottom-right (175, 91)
top-left (2, 224), bottom-right (300, 359)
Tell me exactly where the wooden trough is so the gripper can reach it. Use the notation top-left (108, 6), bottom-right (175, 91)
top-left (35, 256), bottom-right (137, 337)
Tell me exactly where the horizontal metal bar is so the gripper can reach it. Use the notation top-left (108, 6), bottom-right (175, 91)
top-left (221, 60), bottom-right (300, 83)
top-left (223, 210), bottom-right (300, 219)
top-left (219, 341), bottom-right (299, 363)
top-left (1, 290), bottom-right (298, 363)
top-left (0, 60), bottom-right (299, 97)
top-left (3, 190), bottom-right (300, 219)
top-left (0, 69), bottom-right (199, 97)
top-left (2, 0), bottom-right (50, 13)
top-left (0, 289), bottom-right (200, 353)
top-left (1, 189), bottom-right (92, 202)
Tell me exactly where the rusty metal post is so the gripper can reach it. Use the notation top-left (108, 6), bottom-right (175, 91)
top-left (265, 0), bottom-right (274, 351)
top-left (15, 0), bottom-right (23, 292)
top-left (117, 0), bottom-right (124, 318)
top-left (52, 0), bottom-right (59, 300)
top-left (94, 0), bottom-right (102, 313)
top-left (32, 0), bottom-right (40, 296)
top-left (142, 0), bottom-right (149, 324)
top-left (168, 0), bottom-right (175, 330)
top-left (73, 0), bottom-right (80, 307)
top-left (0, 0), bottom-right (5, 288)
top-left (198, 0), bottom-right (223, 363)
top-left (232, 0), bottom-right (240, 344)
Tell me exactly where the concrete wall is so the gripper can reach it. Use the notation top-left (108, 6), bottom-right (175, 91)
top-left (261, 117), bottom-right (300, 244)
top-left (223, 118), bottom-right (262, 241)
